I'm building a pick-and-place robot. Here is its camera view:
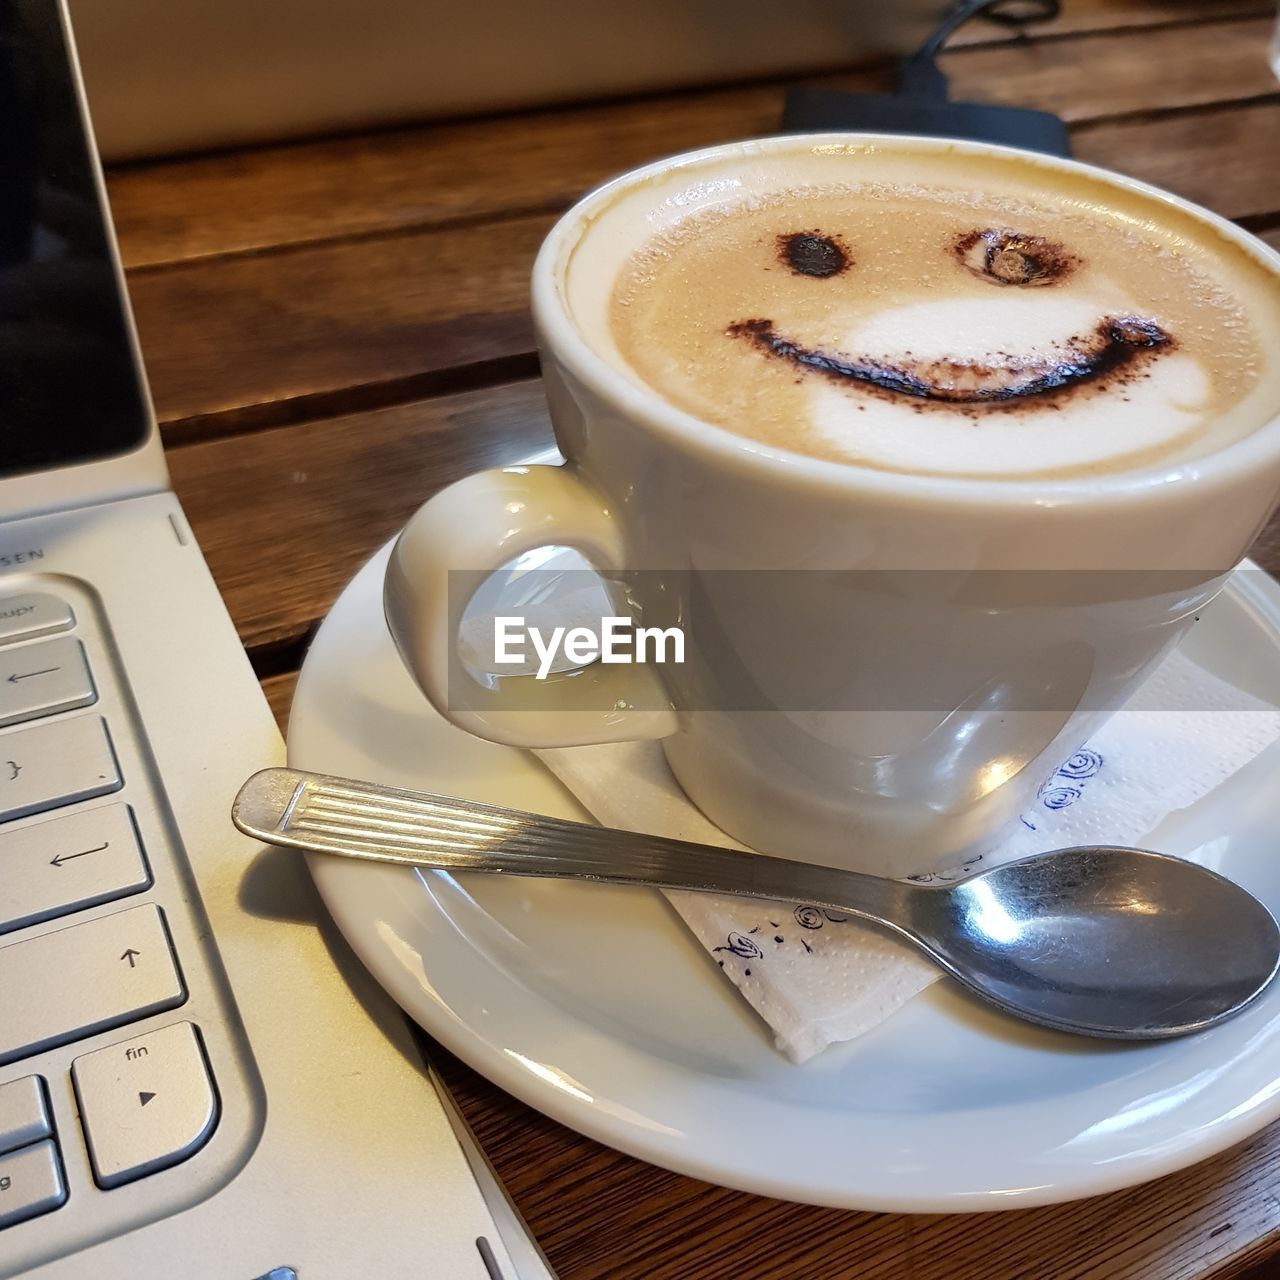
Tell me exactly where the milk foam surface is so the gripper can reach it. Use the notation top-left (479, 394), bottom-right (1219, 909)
top-left (605, 154), bottom-right (1280, 479)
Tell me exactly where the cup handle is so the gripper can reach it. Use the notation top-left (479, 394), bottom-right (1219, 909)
top-left (383, 463), bottom-right (679, 748)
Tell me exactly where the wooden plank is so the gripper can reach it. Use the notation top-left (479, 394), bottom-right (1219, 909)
top-left (132, 100), bottom-right (1280, 439)
top-left (130, 213), bottom-right (551, 435)
top-left (261, 671), bottom-right (297, 734)
top-left (110, 16), bottom-right (1277, 270)
top-left (108, 86), bottom-right (794, 270)
top-left (1254, 510), bottom-right (1280, 579)
top-left (946, 0), bottom-right (1271, 47)
top-left (1076, 102), bottom-right (1280, 223)
top-left (168, 381), bottom-right (555, 652)
top-left (943, 15), bottom-right (1279, 121)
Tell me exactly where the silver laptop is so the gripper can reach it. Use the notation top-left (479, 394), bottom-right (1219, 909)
top-left (0, 5), bottom-right (548, 1276)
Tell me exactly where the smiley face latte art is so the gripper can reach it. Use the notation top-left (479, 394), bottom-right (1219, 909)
top-left (607, 150), bottom-right (1280, 478)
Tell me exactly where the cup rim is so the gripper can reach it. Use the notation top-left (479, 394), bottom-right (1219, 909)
top-left (531, 132), bottom-right (1280, 508)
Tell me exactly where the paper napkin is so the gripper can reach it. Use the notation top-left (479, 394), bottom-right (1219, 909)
top-left (536, 651), bottom-right (1280, 1062)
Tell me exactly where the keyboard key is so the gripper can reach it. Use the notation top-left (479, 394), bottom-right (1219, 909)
top-left (0, 1078), bottom-right (51, 1155)
top-left (0, 716), bottom-right (121, 823)
top-left (0, 595), bottom-right (74, 647)
top-left (0, 637), bottom-right (95, 729)
top-left (0, 905), bottom-right (185, 1067)
top-left (0, 1140), bottom-right (66, 1230)
top-left (0, 805), bottom-right (151, 936)
top-left (73, 1022), bottom-right (217, 1189)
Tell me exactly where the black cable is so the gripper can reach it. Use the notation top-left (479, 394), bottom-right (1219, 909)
top-left (902, 0), bottom-right (1061, 101)
top-left (781, 0), bottom-right (1070, 156)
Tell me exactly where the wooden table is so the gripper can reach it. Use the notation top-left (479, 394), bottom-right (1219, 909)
top-left (105, 3), bottom-right (1280, 1276)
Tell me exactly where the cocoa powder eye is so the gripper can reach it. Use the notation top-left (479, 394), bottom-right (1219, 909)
top-left (777, 231), bottom-right (851, 278)
top-left (954, 228), bottom-right (1077, 286)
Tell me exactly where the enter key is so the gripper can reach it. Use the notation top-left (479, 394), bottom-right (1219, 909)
top-left (0, 804), bottom-right (151, 935)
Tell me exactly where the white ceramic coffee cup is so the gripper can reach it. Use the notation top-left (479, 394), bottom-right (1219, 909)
top-left (384, 134), bottom-right (1280, 877)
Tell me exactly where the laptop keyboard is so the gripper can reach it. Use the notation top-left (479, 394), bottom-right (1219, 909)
top-left (0, 591), bottom-right (221, 1238)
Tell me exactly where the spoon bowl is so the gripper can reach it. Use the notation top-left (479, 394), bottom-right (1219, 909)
top-left (233, 767), bottom-right (1280, 1041)
top-left (914, 847), bottom-right (1280, 1037)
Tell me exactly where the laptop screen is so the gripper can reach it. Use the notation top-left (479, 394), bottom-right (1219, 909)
top-left (0, 1), bottom-right (149, 480)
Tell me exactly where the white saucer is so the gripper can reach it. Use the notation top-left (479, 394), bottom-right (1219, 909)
top-left (289, 541), bottom-right (1280, 1211)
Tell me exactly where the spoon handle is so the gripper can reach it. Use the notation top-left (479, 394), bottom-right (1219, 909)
top-left (234, 767), bottom-right (913, 931)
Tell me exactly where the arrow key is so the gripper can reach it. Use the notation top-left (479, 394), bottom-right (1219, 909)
top-left (73, 1022), bottom-right (218, 1189)
top-left (0, 804), bottom-right (150, 936)
top-left (0, 905), bottom-right (185, 1066)
top-left (0, 637), bottom-right (95, 728)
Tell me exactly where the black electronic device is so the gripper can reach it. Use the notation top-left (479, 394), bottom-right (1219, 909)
top-left (783, 0), bottom-right (1071, 157)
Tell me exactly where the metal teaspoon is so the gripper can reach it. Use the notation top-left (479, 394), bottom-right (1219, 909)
top-left (233, 767), bottom-right (1280, 1040)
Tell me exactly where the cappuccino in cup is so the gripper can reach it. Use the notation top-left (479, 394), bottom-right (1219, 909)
top-left (608, 149), bottom-right (1280, 479)
top-left (387, 136), bottom-right (1280, 876)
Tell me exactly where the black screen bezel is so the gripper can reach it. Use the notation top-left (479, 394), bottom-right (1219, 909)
top-left (0, 0), bottom-right (152, 481)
